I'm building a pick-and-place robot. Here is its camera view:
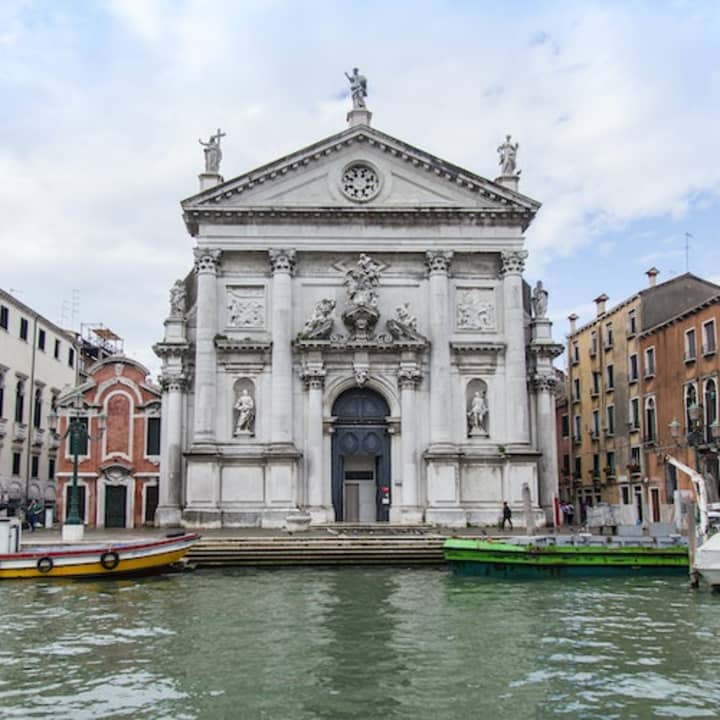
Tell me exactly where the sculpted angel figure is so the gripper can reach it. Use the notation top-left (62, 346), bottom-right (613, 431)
top-left (346, 254), bottom-right (381, 307)
top-left (169, 279), bottom-right (186, 316)
top-left (234, 389), bottom-right (255, 434)
top-left (299, 299), bottom-right (336, 340)
top-left (199, 128), bottom-right (226, 173)
top-left (497, 134), bottom-right (520, 176)
top-left (345, 68), bottom-right (368, 109)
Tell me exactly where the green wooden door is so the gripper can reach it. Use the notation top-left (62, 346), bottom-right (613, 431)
top-left (105, 485), bottom-right (127, 528)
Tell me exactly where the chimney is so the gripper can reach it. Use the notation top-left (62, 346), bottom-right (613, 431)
top-left (568, 313), bottom-right (578, 334)
top-left (594, 293), bottom-right (608, 317)
top-left (646, 267), bottom-right (659, 288)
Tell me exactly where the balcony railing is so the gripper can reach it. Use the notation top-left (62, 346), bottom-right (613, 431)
top-left (48, 432), bottom-right (60, 450)
top-left (627, 463), bottom-right (642, 476)
top-left (0, 418), bottom-right (7, 437)
top-left (12, 422), bottom-right (27, 442)
top-left (32, 428), bottom-right (45, 446)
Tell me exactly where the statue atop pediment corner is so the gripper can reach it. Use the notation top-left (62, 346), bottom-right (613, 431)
top-left (199, 128), bottom-right (226, 174)
top-left (345, 68), bottom-right (368, 110)
top-left (497, 134), bottom-right (520, 177)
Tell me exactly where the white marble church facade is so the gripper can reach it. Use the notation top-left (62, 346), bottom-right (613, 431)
top-left (154, 103), bottom-right (562, 529)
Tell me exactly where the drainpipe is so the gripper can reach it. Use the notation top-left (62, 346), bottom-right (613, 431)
top-left (25, 315), bottom-right (38, 503)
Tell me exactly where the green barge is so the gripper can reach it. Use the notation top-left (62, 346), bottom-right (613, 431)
top-left (443, 536), bottom-right (689, 579)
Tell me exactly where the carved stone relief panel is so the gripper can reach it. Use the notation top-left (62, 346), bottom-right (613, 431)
top-left (455, 288), bottom-right (496, 331)
top-left (226, 286), bottom-right (266, 329)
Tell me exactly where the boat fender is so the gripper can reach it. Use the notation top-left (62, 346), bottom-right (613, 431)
top-left (37, 556), bottom-right (54, 573)
top-left (100, 551), bottom-right (120, 570)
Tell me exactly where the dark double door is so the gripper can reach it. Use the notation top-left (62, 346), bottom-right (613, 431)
top-left (105, 485), bottom-right (127, 528)
top-left (331, 388), bottom-right (391, 522)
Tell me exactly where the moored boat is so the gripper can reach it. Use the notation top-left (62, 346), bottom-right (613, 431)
top-left (443, 535), bottom-right (689, 579)
top-left (0, 520), bottom-right (200, 579)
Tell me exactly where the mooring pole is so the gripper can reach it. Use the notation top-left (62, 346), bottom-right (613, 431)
top-left (687, 500), bottom-right (699, 589)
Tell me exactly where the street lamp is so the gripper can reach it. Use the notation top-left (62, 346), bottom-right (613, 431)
top-left (47, 396), bottom-right (106, 542)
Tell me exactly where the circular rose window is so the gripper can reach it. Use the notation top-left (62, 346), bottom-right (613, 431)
top-left (341, 163), bottom-right (380, 202)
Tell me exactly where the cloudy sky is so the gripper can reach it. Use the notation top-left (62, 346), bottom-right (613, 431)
top-left (2, 0), bottom-right (719, 376)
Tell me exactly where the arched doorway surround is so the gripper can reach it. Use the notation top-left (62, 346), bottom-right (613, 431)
top-left (331, 387), bottom-right (391, 522)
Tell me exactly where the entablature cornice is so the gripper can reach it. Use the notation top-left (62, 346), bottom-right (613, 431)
top-left (294, 336), bottom-right (428, 354)
top-left (183, 206), bottom-right (535, 236)
top-left (153, 341), bottom-right (190, 359)
top-left (451, 342), bottom-right (505, 355)
top-left (215, 338), bottom-right (273, 353)
top-left (528, 341), bottom-right (565, 359)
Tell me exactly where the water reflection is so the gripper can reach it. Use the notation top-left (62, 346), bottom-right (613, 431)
top-left (0, 569), bottom-right (718, 719)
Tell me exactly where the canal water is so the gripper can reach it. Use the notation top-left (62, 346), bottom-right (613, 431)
top-left (1, 567), bottom-right (718, 719)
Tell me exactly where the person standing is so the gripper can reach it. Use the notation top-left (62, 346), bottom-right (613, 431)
top-left (501, 501), bottom-right (513, 530)
top-left (27, 498), bottom-right (43, 532)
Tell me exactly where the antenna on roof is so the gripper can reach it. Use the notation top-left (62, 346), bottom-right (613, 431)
top-left (684, 232), bottom-right (693, 273)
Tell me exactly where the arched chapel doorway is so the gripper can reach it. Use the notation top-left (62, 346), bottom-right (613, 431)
top-left (331, 388), bottom-right (391, 522)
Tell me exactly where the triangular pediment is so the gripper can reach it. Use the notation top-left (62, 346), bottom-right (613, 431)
top-left (182, 125), bottom-right (540, 232)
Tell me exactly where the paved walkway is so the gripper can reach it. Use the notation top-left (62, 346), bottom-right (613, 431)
top-left (20, 523), bottom-right (557, 544)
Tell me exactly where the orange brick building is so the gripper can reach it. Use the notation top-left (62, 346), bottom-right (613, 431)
top-left (641, 294), bottom-right (720, 508)
top-left (55, 357), bottom-right (162, 528)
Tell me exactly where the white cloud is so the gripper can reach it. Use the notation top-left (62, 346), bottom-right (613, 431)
top-left (1, 1), bottom-right (720, 374)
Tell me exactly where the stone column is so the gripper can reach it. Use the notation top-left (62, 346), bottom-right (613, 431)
top-left (397, 360), bottom-right (423, 524)
top-left (426, 251), bottom-right (453, 446)
top-left (424, 251), bottom-right (464, 527)
top-left (156, 375), bottom-right (186, 526)
top-left (533, 373), bottom-right (559, 525)
top-left (269, 249), bottom-right (296, 444)
top-left (301, 361), bottom-right (330, 523)
top-left (192, 248), bottom-right (222, 444)
top-left (500, 249), bottom-right (529, 445)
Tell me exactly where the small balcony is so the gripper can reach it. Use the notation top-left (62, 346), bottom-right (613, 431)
top-left (48, 432), bottom-right (60, 450)
top-left (604, 466), bottom-right (616, 481)
top-left (0, 418), bottom-right (7, 438)
top-left (627, 463), bottom-right (642, 476)
top-left (32, 428), bottom-right (45, 446)
top-left (702, 342), bottom-right (716, 356)
top-left (12, 422), bottom-right (27, 443)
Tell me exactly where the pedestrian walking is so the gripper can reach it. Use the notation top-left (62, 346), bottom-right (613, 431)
top-left (501, 501), bottom-right (513, 530)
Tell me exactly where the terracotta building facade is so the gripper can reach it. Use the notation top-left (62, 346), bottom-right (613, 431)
top-left (55, 357), bottom-right (162, 528)
top-left (563, 271), bottom-right (719, 525)
top-left (641, 294), bottom-right (720, 509)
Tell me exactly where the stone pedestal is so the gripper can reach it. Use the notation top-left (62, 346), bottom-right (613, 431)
top-left (495, 175), bottom-right (519, 192)
top-left (347, 109), bottom-right (372, 127)
top-left (199, 172), bottom-right (223, 191)
top-left (424, 446), bottom-right (466, 527)
top-left (263, 444), bottom-right (301, 528)
top-left (62, 523), bottom-right (84, 542)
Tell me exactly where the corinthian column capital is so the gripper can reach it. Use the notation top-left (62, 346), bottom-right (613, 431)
top-left (193, 247), bottom-right (223, 274)
top-left (269, 249), bottom-right (297, 275)
top-left (499, 249), bottom-right (528, 277)
top-left (425, 250), bottom-right (453, 275)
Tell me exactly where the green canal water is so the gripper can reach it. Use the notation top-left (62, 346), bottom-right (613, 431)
top-left (1, 567), bottom-right (718, 719)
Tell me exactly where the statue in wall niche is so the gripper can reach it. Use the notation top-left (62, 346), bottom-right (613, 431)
top-left (298, 299), bottom-right (335, 340)
top-left (169, 279), bottom-right (186, 316)
top-left (467, 389), bottom-right (489, 436)
top-left (497, 134), bottom-right (520, 176)
top-left (532, 281), bottom-right (549, 319)
top-left (234, 389), bottom-right (255, 435)
top-left (387, 303), bottom-right (426, 342)
top-left (198, 128), bottom-right (226, 173)
top-left (345, 68), bottom-right (368, 109)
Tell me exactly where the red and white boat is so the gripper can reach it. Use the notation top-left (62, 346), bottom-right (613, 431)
top-left (0, 519), bottom-right (199, 579)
